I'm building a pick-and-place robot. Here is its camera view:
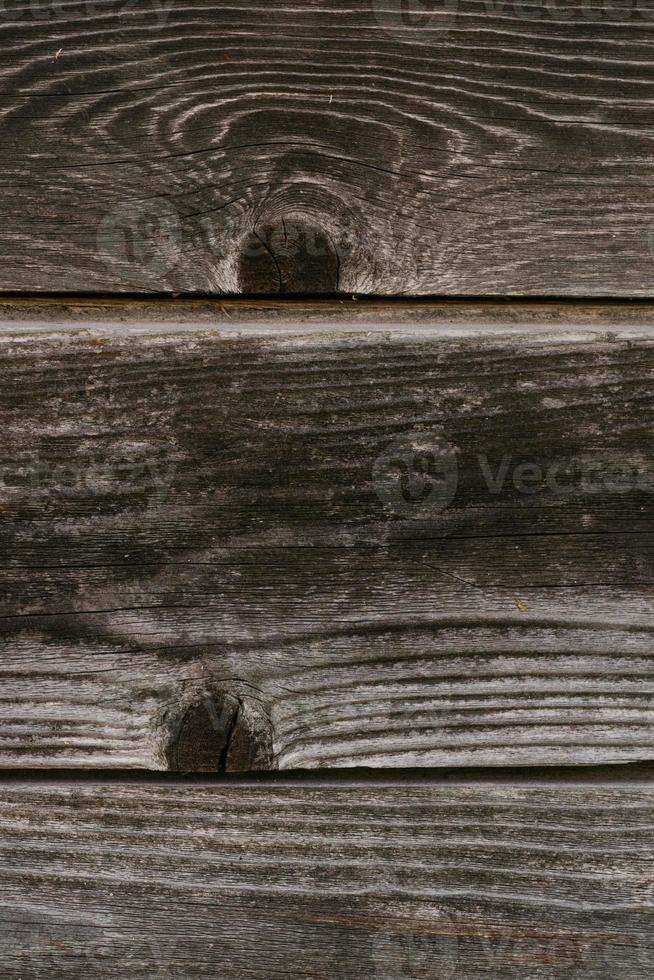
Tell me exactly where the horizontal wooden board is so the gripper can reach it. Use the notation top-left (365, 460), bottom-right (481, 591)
top-left (1, 2), bottom-right (654, 294)
top-left (0, 776), bottom-right (653, 977)
top-left (1, 301), bottom-right (653, 769)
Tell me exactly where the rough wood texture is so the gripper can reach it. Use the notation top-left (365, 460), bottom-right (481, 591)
top-left (1, 2), bottom-right (654, 294)
top-left (1, 302), bottom-right (653, 769)
top-left (0, 776), bottom-right (653, 977)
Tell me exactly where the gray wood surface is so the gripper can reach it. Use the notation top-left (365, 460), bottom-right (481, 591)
top-left (1, 2), bottom-right (654, 295)
top-left (1, 301), bottom-right (653, 769)
top-left (0, 775), bottom-right (653, 978)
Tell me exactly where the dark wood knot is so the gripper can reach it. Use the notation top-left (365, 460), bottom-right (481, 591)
top-left (238, 217), bottom-right (341, 294)
top-left (165, 691), bottom-right (273, 773)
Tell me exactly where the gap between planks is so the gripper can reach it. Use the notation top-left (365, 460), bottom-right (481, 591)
top-left (0, 297), bottom-right (654, 339)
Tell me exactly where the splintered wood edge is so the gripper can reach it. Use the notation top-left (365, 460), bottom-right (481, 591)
top-left (0, 298), bottom-right (653, 340)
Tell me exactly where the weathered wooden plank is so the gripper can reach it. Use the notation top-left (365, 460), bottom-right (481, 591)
top-left (1, 301), bottom-right (652, 769)
top-left (0, 775), bottom-right (653, 977)
top-left (0, 2), bottom-right (653, 294)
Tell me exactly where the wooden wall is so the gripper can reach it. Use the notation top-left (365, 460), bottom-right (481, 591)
top-left (1, 2), bottom-right (653, 294)
top-left (2, 300), bottom-right (653, 975)
top-left (1, 302), bottom-right (653, 772)
top-left (2, 0), bottom-right (654, 973)
top-left (2, 773), bottom-right (653, 978)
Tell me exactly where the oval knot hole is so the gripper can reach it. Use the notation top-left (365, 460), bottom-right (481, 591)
top-left (238, 218), bottom-right (340, 294)
top-left (165, 692), bottom-right (273, 773)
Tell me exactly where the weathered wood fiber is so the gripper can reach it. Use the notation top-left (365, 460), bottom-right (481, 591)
top-left (1, 2), bottom-right (654, 294)
top-left (0, 776), bottom-right (653, 978)
top-left (1, 304), bottom-right (652, 769)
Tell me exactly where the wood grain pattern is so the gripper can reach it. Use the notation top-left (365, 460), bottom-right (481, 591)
top-left (1, 302), bottom-right (653, 769)
top-left (0, 2), bottom-right (653, 294)
top-left (0, 776), bottom-right (653, 977)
